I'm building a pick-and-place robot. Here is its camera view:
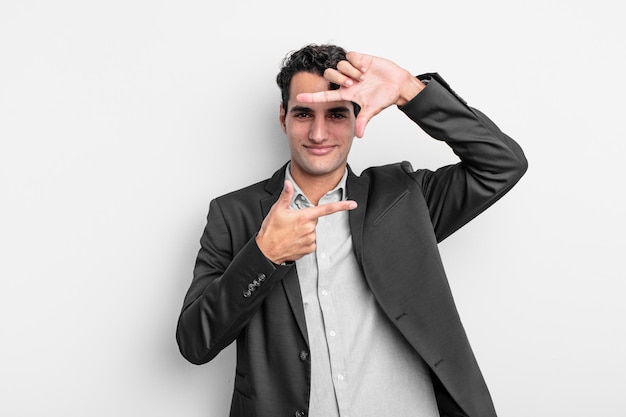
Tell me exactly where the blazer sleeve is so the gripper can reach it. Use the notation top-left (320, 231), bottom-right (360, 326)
top-left (399, 73), bottom-right (528, 242)
top-left (175, 197), bottom-right (293, 365)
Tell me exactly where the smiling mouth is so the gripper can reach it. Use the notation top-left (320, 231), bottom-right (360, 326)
top-left (305, 145), bottom-right (335, 156)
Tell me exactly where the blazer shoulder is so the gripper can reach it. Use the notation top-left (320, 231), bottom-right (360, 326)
top-left (216, 178), bottom-right (269, 202)
top-left (215, 163), bottom-right (287, 206)
top-left (359, 161), bottom-right (424, 189)
top-left (208, 180), bottom-right (269, 222)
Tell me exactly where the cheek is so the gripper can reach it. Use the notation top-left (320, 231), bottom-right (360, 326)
top-left (330, 123), bottom-right (356, 141)
top-left (286, 122), bottom-right (310, 139)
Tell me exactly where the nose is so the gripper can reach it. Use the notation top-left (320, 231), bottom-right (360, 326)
top-left (308, 117), bottom-right (328, 143)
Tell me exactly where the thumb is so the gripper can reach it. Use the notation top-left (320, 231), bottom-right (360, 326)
top-left (355, 113), bottom-right (371, 138)
top-left (277, 179), bottom-right (294, 208)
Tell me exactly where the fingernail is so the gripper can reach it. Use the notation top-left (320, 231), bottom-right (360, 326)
top-left (348, 201), bottom-right (358, 209)
top-left (345, 79), bottom-right (353, 87)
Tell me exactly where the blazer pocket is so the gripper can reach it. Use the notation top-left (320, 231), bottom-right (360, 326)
top-left (234, 369), bottom-right (252, 399)
top-left (231, 388), bottom-right (255, 417)
top-left (371, 190), bottom-right (410, 226)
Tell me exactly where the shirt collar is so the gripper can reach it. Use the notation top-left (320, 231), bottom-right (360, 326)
top-left (284, 163), bottom-right (348, 209)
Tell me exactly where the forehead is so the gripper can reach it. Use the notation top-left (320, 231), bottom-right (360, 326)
top-left (289, 72), bottom-right (329, 97)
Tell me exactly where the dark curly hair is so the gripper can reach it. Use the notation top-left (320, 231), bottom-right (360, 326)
top-left (276, 44), bottom-right (360, 115)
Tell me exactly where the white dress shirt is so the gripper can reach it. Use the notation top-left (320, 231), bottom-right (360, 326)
top-left (286, 166), bottom-right (439, 417)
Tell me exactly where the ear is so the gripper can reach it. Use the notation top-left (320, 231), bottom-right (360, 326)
top-left (278, 103), bottom-right (286, 133)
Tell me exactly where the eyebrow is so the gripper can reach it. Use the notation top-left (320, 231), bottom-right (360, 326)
top-left (290, 105), bottom-right (352, 114)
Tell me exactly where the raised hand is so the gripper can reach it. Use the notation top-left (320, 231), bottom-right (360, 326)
top-left (296, 51), bottom-right (425, 138)
top-left (256, 180), bottom-right (357, 264)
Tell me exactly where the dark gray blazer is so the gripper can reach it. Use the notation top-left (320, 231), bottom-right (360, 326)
top-left (176, 74), bottom-right (528, 417)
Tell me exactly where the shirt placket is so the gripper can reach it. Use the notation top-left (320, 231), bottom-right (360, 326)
top-left (316, 194), bottom-right (350, 417)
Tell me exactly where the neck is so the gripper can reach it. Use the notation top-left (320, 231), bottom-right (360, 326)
top-left (289, 166), bottom-right (345, 206)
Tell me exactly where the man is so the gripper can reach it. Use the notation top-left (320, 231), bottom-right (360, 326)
top-left (176, 44), bottom-right (527, 417)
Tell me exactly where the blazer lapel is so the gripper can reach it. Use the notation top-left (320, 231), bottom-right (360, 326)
top-left (346, 167), bottom-right (369, 265)
top-left (261, 163), bottom-right (309, 346)
top-left (260, 162), bottom-right (287, 216)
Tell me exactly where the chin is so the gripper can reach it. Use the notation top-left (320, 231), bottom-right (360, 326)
top-left (292, 154), bottom-right (346, 178)
top-left (304, 161), bottom-right (342, 176)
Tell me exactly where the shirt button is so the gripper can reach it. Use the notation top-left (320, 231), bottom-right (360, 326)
top-left (329, 331), bottom-right (336, 337)
top-left (337, 374), bottom-right (344, 381)
top-left (299, 350), bottom-right (309, 361)
top-left (321, 290), bottom-right (328, 296)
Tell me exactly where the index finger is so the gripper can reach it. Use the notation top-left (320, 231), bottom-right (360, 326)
top-left (345, 51), bottom-right (371, 73)
top-left (304, 200), bottom-right (358, 219)
top-left (296, 89), bottom-right (344, 104)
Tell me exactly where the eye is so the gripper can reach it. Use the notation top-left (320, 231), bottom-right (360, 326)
top-left (328, 113), bottom-right (347, 120)
top-left (294, 112), bottom-right (312, 119)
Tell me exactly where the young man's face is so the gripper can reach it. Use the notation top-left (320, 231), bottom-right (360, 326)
top-left (279, 71), bottom-right (356, 184)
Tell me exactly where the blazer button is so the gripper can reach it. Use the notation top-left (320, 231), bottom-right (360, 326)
top-left (295, 411), bottom-right (306, 417)
top-left (299, 350), bottom-right (309, 361)
top-left (243, 289), bottom-right (252, 298)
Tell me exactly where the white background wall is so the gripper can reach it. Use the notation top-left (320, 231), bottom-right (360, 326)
top-left (1, 0), bottom-right (624, 415)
